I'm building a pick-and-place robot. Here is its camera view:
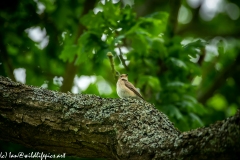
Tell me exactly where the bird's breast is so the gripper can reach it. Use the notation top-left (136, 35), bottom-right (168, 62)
top-left (117, 80), bottom-right (135, 98)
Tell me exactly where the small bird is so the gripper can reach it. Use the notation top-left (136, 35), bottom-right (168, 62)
top-left (117, 74), bottom-right (143, 100)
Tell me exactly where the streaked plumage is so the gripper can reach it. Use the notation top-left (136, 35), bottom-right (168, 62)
top-left (117, 74), bottom-right (143, 100)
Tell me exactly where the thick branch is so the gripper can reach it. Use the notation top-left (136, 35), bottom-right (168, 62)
top-left (0, 76), bottom-right (239, 160)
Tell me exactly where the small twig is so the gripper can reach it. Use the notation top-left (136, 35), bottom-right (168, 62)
top-left (107, 52), bottom-right (120, 80)
top-left (198, 47), bottom-right (206, 66)
top-left (118, 47), bottom-right (129, 70)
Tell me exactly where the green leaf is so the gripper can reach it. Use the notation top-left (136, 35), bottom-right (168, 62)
top-left (144, 12), bottom-right (169, 35)
top-left (170, 58), bottom-right (188, 69)
top-left (148, 76), bottom-right (161, 91)
top-left (183, 95), bottom-right (197, 103)
top-left (138, 76), bottom-right (161, 92)
top-left (126, 30), bottom-right (150, 55)
top-left (81, 11), bottom-right (105, 30)
top-left (183, 39), bottom-right (206, 59)
top-left (113, 35), bottom-right (125, 46)
top-left (183, 39), bottom-right (206, 51)
top-left (122, 0), bottom-right (135, 8)
top-left (189, 113), bottom-right (204, 127)
top-left (102, 1), bottom-right (121, 26)
top-left (7, 45), bottom-right (19, 55)
top-left (217, 40), bottom-right (225, 55)
top-left (125, 11), bottom-right (168, 36)
top-left (59, 45), bottom-right (77, 62)
top-left (165, 105), bottom-right (183, 120)
top-left (207, 94), bottom-right (228, 111)
top-left (151, 38), bottom-right (167, 59)
top-left (167, 81), bottom-right (186, 88)
top-left (76, 31), bottom-right (102, 64)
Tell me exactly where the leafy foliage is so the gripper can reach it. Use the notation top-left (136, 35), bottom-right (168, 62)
top-left (0, 0), bottom-right (240, 158)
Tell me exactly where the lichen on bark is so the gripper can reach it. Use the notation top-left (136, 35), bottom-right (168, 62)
top-left (0, 76), bottom-right (239, 160)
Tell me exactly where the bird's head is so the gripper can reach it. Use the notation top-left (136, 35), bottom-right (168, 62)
top-left (119, 74), bottom-right (128, 81)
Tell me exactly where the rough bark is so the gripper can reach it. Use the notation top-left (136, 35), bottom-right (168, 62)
top-left (0, 76), bottom-right (239, 160)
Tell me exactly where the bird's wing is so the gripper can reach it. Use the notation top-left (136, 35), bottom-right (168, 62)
top-left (123, 79), bottom-right (144, 99)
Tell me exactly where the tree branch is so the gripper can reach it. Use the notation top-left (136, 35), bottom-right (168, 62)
top-left (107, 52), bottom-right (119, 80)
top-left (198, 53), bottom-right (240, 104)
top-left (166, 0), bottom-right (181, 38)
top-left (60, 0), bottom-right (97, 93)
top-left (117, 47), bottom-right (129, 71)
top-left (0, 76), bottom-right (239, 160)
top-left (0, 49), bottom-right (16, 81)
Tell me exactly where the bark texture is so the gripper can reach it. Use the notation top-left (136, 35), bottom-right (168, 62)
top-left (0, 76), bottom-right (239, 160)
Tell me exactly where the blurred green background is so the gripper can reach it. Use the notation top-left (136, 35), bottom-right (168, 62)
top-left (0, 0), bottom-right (240, 159)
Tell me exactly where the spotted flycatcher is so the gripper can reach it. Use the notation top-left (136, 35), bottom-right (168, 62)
top-left (117, 74), bottom-right (143, 100)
